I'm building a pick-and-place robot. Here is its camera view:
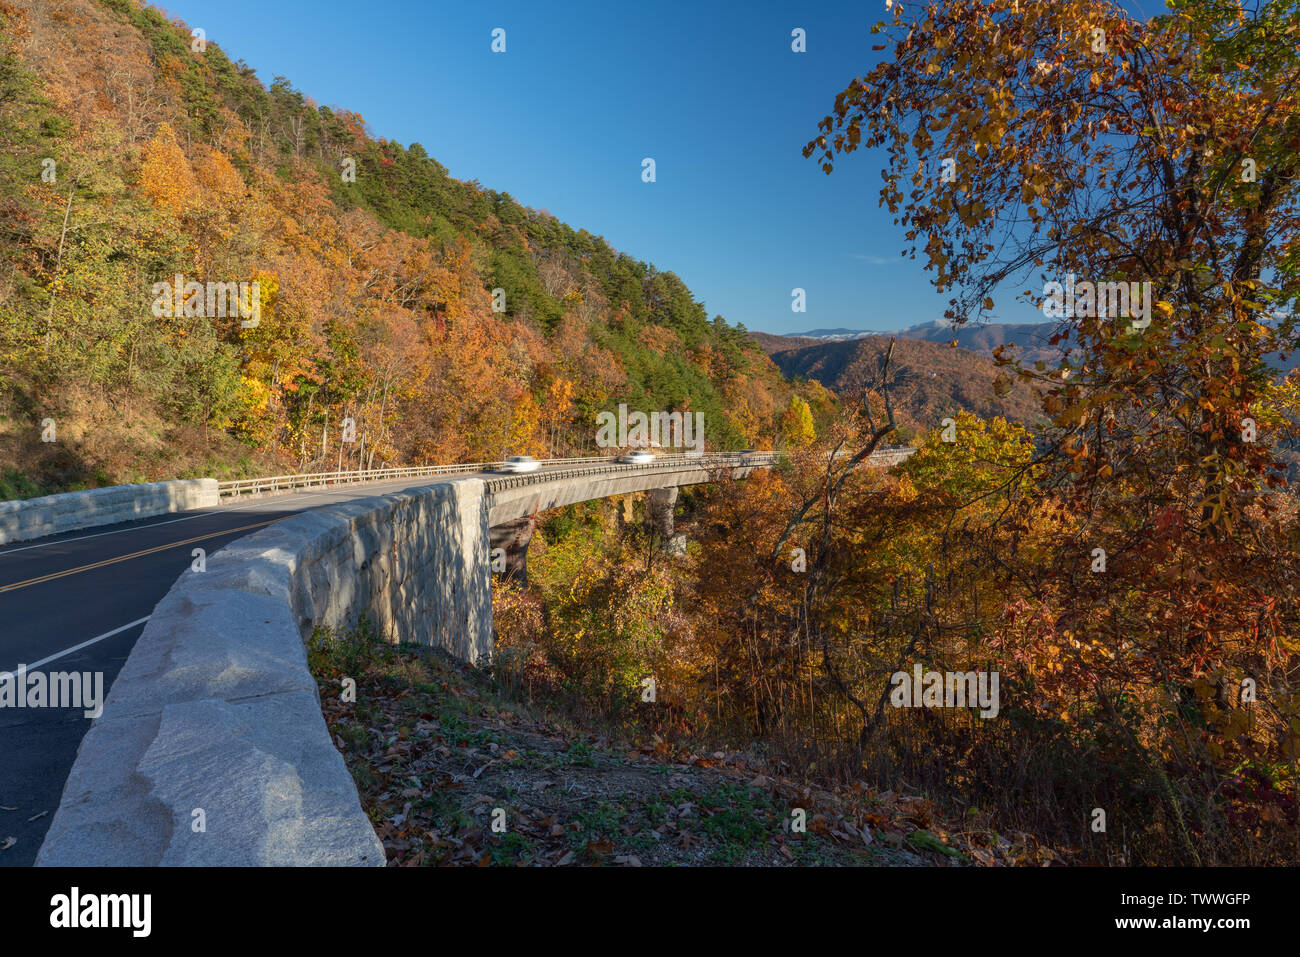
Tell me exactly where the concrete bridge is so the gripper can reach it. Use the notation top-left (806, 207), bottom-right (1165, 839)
top-left (17, 447), bottom-right (912, 866)
top-left (485, 453), bottom-right (775, 579)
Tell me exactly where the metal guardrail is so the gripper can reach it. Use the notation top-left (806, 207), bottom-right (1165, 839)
top-left (216, 447), bottom-right (913, 499)
top-left (216, 454), bottom-right (640, 498)
top-left (482, 452), bottom-right (779, 492)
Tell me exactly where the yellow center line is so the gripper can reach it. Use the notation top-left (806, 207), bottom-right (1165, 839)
top-left (0, 518), bottom-right (282, 595)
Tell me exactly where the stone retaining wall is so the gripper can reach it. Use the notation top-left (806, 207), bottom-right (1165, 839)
top-left (0, 479), bottom-right (218, 545)
top-left (36, 479), bottom-right (491, 866)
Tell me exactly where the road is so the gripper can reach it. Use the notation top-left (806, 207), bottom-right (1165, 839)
top-left (0, 468), bottom-right (504, 866)
top-left (0, 452), bottom-right (790, 865)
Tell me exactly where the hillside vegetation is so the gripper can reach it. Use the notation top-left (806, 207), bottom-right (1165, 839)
top-left (0, 0), bottom-right (825, 494)
top-left (309, 624), bottom-right (1054, 867)
top-left (751, 330), bottom-right (1043, 436)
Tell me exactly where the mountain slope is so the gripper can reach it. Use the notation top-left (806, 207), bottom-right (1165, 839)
top-left (0, 0), bottom-right (808, 492)
top-left (791, 319), bottom-right (1300, 373)
top-left (786, 321), bottom-right (1075, 366)
top-left (309, 625), bottom-right (1043, 866)
top-left (751, 332), bottom-right (1043, 433)
top-left (891, 320), bottom-right (1074, 366)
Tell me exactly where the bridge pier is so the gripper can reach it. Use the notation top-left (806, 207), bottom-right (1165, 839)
top-left (645, 487), bottom-right (677, 536)
top-left (645, 487), bottom-right (686, 555)
top-left (490, 515), bottom-right (536, 584)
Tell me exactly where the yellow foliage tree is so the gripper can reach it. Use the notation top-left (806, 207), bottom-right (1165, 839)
top-left (139, 122), bottom-right (198, 215)
top-left (780, 395), bottom-right (816, 448)
top-left (504, 389), bottom-right (545, 458)
top-left (192, 146), bottom-right (244, 203)
top-left (542, 376), bottom-right (574, 455)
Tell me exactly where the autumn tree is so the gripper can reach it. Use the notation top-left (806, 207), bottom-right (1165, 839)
top-left (139, 121), bottom-right (198, 215)
top-left (780, 394), bottom-right (816, 448)
top-left (808, 0), bottom-right (1299, 497)
top-left (801, 0), bottom-right (1300, 862)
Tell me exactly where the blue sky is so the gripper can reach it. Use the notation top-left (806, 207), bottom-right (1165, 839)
top-left (158, 0), bottom-right (1044, 334)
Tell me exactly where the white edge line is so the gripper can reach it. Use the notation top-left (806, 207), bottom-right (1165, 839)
top-left (0, 503), bottom-right (269, 556)
top-left (0, 472), bottom-right (489, 557)
top-left (0, 615), bottom-right (152, 682)
top-left (0, 463), bottom-right (725, 680)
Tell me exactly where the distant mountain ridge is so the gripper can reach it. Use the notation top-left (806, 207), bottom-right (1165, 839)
top-left (785, 320), bottom-right (1300, 372)
top-left (749, 331), bottom-right (1043, 433)
top-left (786, 321), bottom-right (1074, 366)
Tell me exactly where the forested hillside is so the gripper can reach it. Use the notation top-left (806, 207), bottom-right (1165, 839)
top-left (786, 320), bottom-right (1075, 366)
top-left (751, 330), bottom-right (1042, 434)
top-left (0, 0), bottom-right (822, 496)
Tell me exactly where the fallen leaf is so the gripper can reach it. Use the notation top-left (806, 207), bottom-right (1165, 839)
top-left (390, 802), bottom-right (412, 827)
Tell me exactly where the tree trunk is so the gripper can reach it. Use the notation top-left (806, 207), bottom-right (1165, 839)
top-left (44, 179), bottom-right (77, 352)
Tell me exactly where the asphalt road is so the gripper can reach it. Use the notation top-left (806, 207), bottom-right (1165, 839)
top-left (0, 469), bottom-right (501, 866)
